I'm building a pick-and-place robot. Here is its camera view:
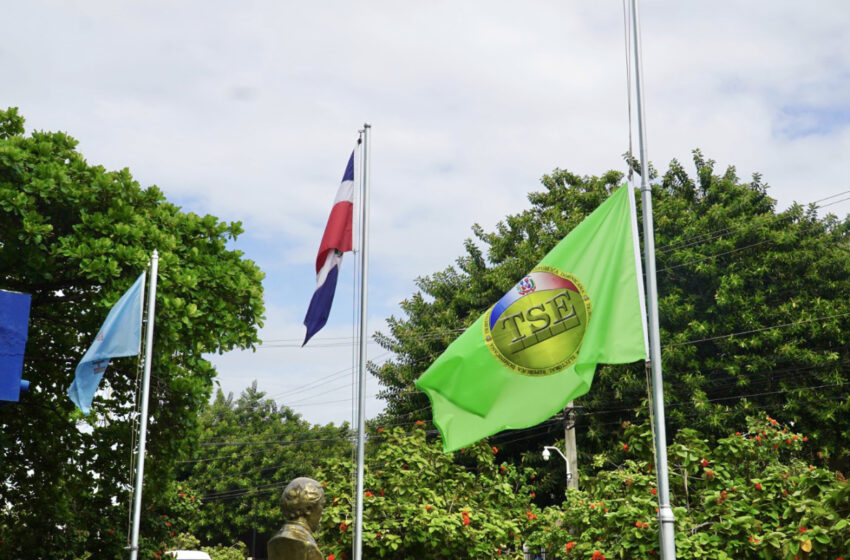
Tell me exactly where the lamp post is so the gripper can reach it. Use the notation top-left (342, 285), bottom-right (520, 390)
top-left (542, 445), bottom-right (572, 490)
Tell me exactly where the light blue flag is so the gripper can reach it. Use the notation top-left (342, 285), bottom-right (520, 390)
top-left (68, 272), bottom-right (145, 414)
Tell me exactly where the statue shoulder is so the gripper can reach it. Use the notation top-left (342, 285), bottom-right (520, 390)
top-left (268, 524), bottom-right (323, 560)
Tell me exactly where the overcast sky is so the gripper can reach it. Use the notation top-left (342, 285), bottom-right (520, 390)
top-left (5, 1), bottom-right (849, 426)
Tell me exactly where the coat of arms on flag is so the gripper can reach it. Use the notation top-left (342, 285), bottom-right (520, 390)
top-left (517, 275), bottom-right (536, 296)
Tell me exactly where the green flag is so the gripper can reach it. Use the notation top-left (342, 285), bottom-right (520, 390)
top-left (416, 185), bottom-right (648, 452)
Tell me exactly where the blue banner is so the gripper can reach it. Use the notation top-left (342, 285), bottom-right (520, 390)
top-left (0, 289), bottom-right (32, 402)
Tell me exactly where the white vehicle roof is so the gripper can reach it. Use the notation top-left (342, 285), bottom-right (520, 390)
top-left (164, 551), bottom-right (212, 560)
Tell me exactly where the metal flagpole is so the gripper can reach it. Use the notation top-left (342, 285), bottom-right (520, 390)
top-left (629, 2), bottom-right (677, 559)
top-left (129, 250), bottom-right (159, 560)
top-left (564, 403), bottom-right (578, 490)
top-left (353, 124), bottom-right (371, 560)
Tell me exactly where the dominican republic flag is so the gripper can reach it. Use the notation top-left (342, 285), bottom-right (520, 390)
top-left (303, 151), bottom-right (355, 345)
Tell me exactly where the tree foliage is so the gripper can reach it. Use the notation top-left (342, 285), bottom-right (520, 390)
top-left (315, 416), bottom-right (848, 559)
top-left (317, 423), bottom-right (539, 560)
top-left (178, 383), bottom-right (351, 557)
top-left (525, 415), bottom-right (850, 559)
top-left (0, 108), bottom-right (265, 559)
top-left (373, 152), bottom-right (850, 476)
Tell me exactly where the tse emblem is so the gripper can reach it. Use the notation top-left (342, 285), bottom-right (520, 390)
top-left (483, 266), bottom-right (591, 376)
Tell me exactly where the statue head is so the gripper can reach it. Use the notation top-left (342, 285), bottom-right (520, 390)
top-left (280, 477), bottom-right (325, 532)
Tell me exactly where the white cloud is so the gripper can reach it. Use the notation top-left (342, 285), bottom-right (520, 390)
top-left (5, 0), bottom-right (850, 424)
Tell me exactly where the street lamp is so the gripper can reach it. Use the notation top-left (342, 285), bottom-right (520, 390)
top-left (542, 445), bottom-right (572, 488)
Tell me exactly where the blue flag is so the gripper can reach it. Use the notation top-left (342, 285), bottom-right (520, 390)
top-left (0, 289), bottom-right (32, 402)
top-left (68, 273), bottom-right (145, 414)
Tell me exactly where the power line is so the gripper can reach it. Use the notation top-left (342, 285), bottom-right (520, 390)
top-left (259, 340), bottom-right (381, 348)
top-left (663, 311), bottom-right (850, 348)
top-left (811, 189), bottom-right (850, 205)
top-left (257, 328), bottom-right (468, 348)
top-left (262, 335), bottom-right (355, 343)
top-left (199, 435), bottom-right (345, 447)
top-left (271, 351), bottom-right (392, 400)
top-left (197, 366), bottom-right (844, 461)
top-left (581, 376), bottom-right (850, 421)
top-left (658, 238), bottom-right (778, 272)
top-left (654, 187), bottom-right (850, 255)
top-left (188, 305), bottom-right (850, 456)
top-left (192, 380), bottom-right (849, 503)
top-left (186, 381), bottom-right (849, 503)
top-left (188, 363), bottom-right (847, 454)
top-left (223, 351), bottom-right (392, 407)
top-left (178, 447), bottom-right (274, 465)
top-left (235, 186), bottom-right (850, 410)
top-left (657, 224), bottom-right (742, 254)
top-left (819, 195), bottom-right (850, 209)
top-left (219, 306), bottom-right (850, 413)
top-left (657, 207), bottom-right (850, 272)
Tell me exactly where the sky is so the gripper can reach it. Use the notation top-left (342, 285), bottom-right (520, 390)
top-left (4, 1), bottom-right (850, 427)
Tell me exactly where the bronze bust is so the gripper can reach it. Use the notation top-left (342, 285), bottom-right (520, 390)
top-left (268, 477), bottom-right (325, 560)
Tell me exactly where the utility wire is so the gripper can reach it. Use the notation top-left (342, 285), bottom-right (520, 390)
top-left (193, 381), bottom-right (848, 503)
top-left (187, 363), bottom-right (848, 455)
top-left (811, 189), bottom-right (850, 205)
top-left (199, 355), bottom-right (850, 446)
top-left (195, 350), bottom-right (836, 446)
top-left (257, 328), bottom-right (468, 348)
top-left (663, 311), bottom-right (850, 349)
top-left (658, 238), bottom-right (779, 272)
top-left (198, 316), bottom-right (848, 433)
top-left (227, 305), bottom-right (850, 409)
top-left (259, 340), bottom-right (381, 348)
top-left (655, 187), bottom-right (850, 254)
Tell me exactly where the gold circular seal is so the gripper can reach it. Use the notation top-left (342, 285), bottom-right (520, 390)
top-left (483, 266), bottom-right (591, 376)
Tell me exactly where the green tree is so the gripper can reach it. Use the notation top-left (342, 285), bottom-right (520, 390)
top-left (0, 108), bottom-right (265, 559)
top-left (373, 152), bottom-right (850, 474)
top-left (145, 482), bottom-right (204, 560)
top-left (317, 422), bottom-right (539, 560)
top-left (313, 417), bottom-right (849, 560)
top-left (180, 383), bottom-right (350, 556)
top-left (526, 415), bottom-right (850, 559)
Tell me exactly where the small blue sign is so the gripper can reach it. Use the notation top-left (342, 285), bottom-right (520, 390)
top-left (0, 289), bottom-right (32, 402)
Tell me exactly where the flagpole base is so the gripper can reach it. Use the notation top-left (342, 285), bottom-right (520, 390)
top-left (657, 505), bottom-right (676, 560)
